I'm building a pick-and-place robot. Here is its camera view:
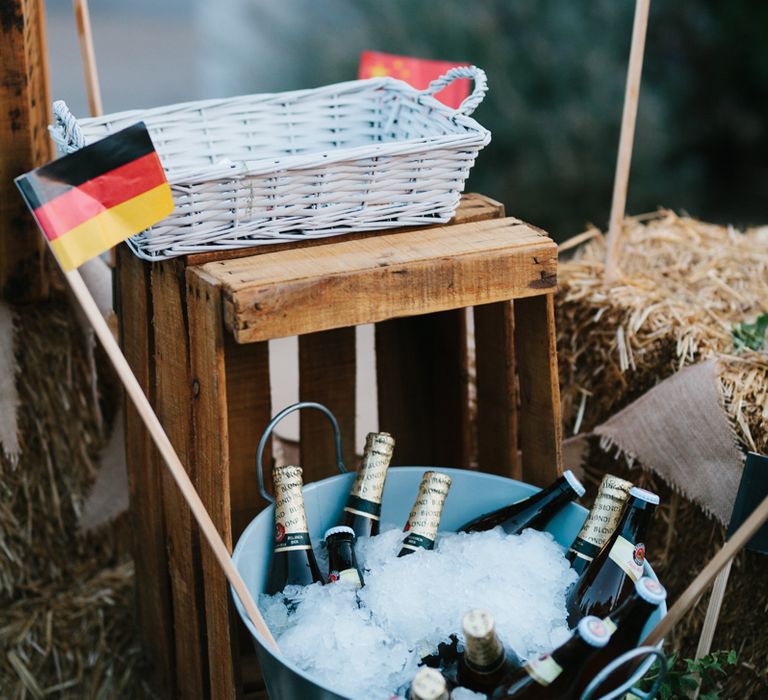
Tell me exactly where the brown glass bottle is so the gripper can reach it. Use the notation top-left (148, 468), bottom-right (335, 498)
top-left (324, 525), bottom-right (364, 588)
top-left (457, 609), bottom-right (519, 695)
top-left (458, 470), bottom-right (585, 534)
top-left (566, 487), bottom-right (659, 626)
top-left (342, 432), bottom-right (395, 538)
top-left (398, 471), bottom-right (452, 557)
top-left (575, 576), bottom-right (667, 697)
top-left (567, 474), bottom-right (633, 576)
top-left (491, 616), bottom-right (611, 699)
top-left (265, 465), bottom-right (324, 596)
top-left (408, 667), bottom-right (450, 700)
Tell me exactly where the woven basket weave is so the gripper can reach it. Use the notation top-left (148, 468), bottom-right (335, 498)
top-left (50, 67), bottom-right (490, 261)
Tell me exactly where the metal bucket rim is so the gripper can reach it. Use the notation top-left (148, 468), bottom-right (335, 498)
top-left (231, 467), bottom-right (665, 697)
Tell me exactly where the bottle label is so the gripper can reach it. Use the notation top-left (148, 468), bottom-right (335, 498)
top-left (273, 466), bottom-right (311, 552)
top-left (328, 568), bottom-right (363, 588)
top-left (569, 476), bottom-right (633, 560)
top-left (524, 654), bottom-right (563, 686)
top-left (346, 435), bottom-right (393, 512)
top-left (608, 535), bottom-right (645, 581)
top-left (344, 494), bottom-right (381, 521)
top-left (401, 472), bottom-right (452, 551)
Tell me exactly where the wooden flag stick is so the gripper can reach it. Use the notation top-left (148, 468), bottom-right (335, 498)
top-left (73, 0), bottom-right (102, 117)
top-left (691, 559), bottom-right (733, 699)
top-left (644, 492), bottom-right (768, 647)
top-left (604, 0), bottom-right (651, 282)
top-left (63, 267), bottom-right (280, 654)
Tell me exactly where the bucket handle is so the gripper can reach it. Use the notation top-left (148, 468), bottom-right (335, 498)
top-left (257, 401), bottom-right (347, 503)
top-left (579, 646), bottom-right (668, 700)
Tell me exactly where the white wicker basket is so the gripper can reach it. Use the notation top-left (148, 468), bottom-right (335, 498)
top-left (50, 66), bottom-right (490, 261)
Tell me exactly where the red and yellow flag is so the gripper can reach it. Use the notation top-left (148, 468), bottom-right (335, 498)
top-left (359, 51), bottom-right (471, 109)
top-left (16, 122), bottom-right (173, 271)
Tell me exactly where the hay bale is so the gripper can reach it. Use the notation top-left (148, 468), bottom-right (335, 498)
top-left (557, 212), bottom-right (768, 696)
top-left (0, 301), bottom-right (143, 698)
top-left (557, 210), bottom-right (768, 451)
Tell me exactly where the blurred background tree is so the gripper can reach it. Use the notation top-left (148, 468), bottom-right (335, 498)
top-left (48, 0), bottom-right (768, 240)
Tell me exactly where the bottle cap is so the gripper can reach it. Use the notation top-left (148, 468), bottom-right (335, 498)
top-left (629, 487), bottom-right (660, 505)
top-left (635, 576), bottom-right (667, 605)
top-left (462, 608), bottom-right (495, 639)
top-left (410, 667), bottom-right (448, 700)
top-left (577, 616), bottom-right (611, 647)
top-left (564, 469), bottom-right (586, 497)
top-left (324, 525), bottom-right (355, 540)
top-left (364, 431), bottom-right (395, 453)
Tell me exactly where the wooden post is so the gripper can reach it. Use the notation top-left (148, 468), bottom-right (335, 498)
top-left (0, 0), bottom-right (52, 302)
top-left (73, 0), bottom-right (103, 117)
top-left (604, 0), bottom-right (651, 282)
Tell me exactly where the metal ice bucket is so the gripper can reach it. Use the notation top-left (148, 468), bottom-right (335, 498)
top-left (232, 403), bottom-right (666, 700)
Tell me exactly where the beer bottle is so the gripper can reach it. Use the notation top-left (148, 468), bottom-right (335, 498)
top-left (343, 432), bottom-right (395, 538)
top-left (575, 577), bottom-right (667, 696)
top-left (408, 667), bottom-right (450, 700)
top-left (324, 525), bottom-right (364, 588)
top-left (457, 609), bottom-right (519, 695)
top-left (491, 616), bottom-right (610, 699)
top-left (566, 487), bottom-right (659, 625)
top-left (265, 465), bottom-right (324, 596)
top-left (458, 470), bottom-right (585, 535)
top-left (567, 474), bottom-right (633, 576)
top-left (398, 471), bottom-right (452, 557)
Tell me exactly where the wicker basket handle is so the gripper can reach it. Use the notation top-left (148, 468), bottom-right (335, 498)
top-left (421, 65), bottom-right (488, 116)
top-left (256, 401), bottom-right (347, 504)
top-left (579, 646), bottom-right (668, 700)
top-left (51, 100), bottom-right (87, 151)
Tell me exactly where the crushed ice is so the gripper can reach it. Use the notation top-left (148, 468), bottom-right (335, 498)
top-left (259, 526), bottom-right (577, 699)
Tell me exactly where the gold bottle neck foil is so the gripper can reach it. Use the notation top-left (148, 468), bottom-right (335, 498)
top-left (569, 474), bottom-right (633, 561)
top-left (401, 471), bottom-right (452, 551)
top-left (272, 465), bottom-right (311, 551)
top-left (462, 609), bottom-right (505, 671)
top-left (347, 431), bottom-right (395, 506)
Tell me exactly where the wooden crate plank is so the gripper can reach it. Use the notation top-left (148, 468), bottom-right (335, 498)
top-left (115, 246), bottom-right (175, 697)
top-left (0, 0), bottom-right (51, 301)
top-left (151, 259), bottom-right (209, 698)
top-left (474, 301), bottom-right (520, 479)
top-left (207, 218), bottom-right (557, 344)
top-left (187, 268), bottom-right (239, 700)
top-left (224, 334), bottom-right (272, 540)
top-left (298, 328), bottom-right (357, 480)
top-left (514, 294), bottom-right (563, 487)
top-left (376, 310), bottom-right (470, 468)
top-left (185, 193), bottom-right (504, 267)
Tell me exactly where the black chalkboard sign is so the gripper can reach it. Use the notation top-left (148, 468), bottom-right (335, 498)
top-left (726, 452), bottom-right (768, 554)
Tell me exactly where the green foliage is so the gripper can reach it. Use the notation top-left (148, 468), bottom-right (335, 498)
top-left (635, 650), bottom-right (737, 700)
top-left (732, 313), bottom-right (768, 352)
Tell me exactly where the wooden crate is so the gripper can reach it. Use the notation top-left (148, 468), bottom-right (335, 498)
top-left (115, 194), bottom-right (562, 699)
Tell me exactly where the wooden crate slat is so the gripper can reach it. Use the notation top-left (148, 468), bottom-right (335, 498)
top-left (184, 193), bottom-right (504, 267)
top-left (514, 294), bottom-right (563, 487)
top-left (115, 246), bottom-right (176, 698)
top-left (225, 335), bottom-right (272, 540)
top-left (298, 328), bottom-right (357, 480)
top-left (474, 301), bottom-right (520, 478)
top-left (186, 269), bottom-right (239, 699)
top-left (151, 260), bottom-right (209, 698)
top-left (376, 310), bottom-right (470, 468)
top-left (206, 218), bottom-right (556, 344)
top-left (0, 0), bottom-right (51, 301)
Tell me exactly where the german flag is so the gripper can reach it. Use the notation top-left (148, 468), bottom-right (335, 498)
top-left (16, 122), bottom-right (173, 271)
